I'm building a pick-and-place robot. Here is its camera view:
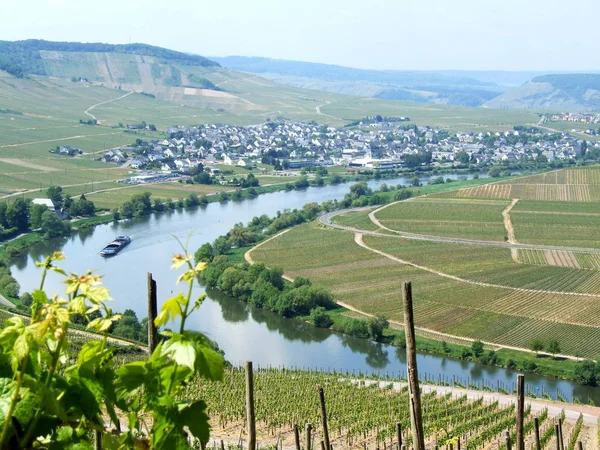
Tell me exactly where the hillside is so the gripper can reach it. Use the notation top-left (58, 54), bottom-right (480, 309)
top-left (213, 56), bottom-right (506, 107)
top-left (485, 74), bottom-right (600, 111)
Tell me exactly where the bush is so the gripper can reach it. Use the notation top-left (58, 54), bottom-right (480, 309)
top-left (310, 307), bottom-right (333, 328)
top-left (505, 358), bottom-right (517, 370)
top-left (344, 319), bottom-right (369, 339)
top-left (520, 360), bottom-right (538, 372)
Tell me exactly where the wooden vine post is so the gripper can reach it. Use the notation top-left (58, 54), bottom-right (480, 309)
top-left (305, 423), bottom-right (313, 450)
top-left (147, 272), bottom-right (158, 353)
top-left (533, 417), bottom-right (541, 450)
top-left (293, 424), bottom-right (300, 450)
top-left (245, 361), bottom-right (256, 450)
top-left (319, 386), bottom-right (331, 450)
top-left (402, 281), bottom-right (425, 450)
top-left (516, 374), bottom-right (525, 450)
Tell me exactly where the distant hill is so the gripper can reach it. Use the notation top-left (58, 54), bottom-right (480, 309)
top-left (0, 40), bottom-right (218, 77)
top-left (484, 74), bottom-right (600, 110)
top-left (0, 39), bottom-right (226, 104)
top-left (212, 56), bottom-right (510, 107)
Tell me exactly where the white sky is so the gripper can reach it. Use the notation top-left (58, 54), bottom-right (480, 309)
top-left (1, 0), bottom-right (599, 71)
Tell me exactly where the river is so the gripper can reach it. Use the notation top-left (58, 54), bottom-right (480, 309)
top-left (9, 173), bottom-right (600, 404)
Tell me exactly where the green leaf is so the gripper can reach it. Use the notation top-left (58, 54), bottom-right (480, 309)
top-left (77, 340), bottom-right (103, 365)
top-left (194, 343), bottom-right (224, 381)
top-left (32, 289), bottom-right (49, 306)
top-left (160, 338), bottom-right (196, 370)
top-left (14, 333), bottom-right (29, 361)
top-left (0, 377), bottom-right (12, 427)
top-left (114, 362), bottom-right (146, 399)
top-left (154, 293), bottom-right (186, 327)
top-left (179, 400), bottom-right (210, 442)
top-left (69, 296), bottom-right (87, 315)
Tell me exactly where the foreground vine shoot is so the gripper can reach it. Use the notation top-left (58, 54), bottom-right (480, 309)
top-left (0, 249), bottom-right (224, 449)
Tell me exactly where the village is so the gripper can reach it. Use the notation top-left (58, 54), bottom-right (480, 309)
top-left (98, 118), bottom-right (593, 184)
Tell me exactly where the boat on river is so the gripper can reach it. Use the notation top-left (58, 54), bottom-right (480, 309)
top-left (99, 235), bottom-right (131, 256)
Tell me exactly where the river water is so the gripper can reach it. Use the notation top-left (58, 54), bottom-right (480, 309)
top-left (9, 173), bottom-right (600, 404)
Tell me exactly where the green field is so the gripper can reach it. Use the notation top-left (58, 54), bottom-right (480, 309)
top-left (84, 182), bottom-right (232, 209)
top-left (373, 197), bottom-right (510, 241)
top-left (332, 210), bottom-right (384, 232)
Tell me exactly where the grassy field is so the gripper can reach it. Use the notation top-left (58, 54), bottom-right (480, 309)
top-left (373, 197), bottom-right (510, 241)
top-left (83, 182), bottom-right (233, 209)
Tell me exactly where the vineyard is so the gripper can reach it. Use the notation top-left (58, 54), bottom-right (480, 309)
top-left (189, 367), bottom-right (598, 449)
top-left (437, 168), bottom-right (600, 202)
top-left (372, 198), bottom-right (510, 241)
top-left (249, 223), bottom-right (600, 357)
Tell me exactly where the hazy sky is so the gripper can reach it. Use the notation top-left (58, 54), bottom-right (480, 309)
top-left (1, 0), bottom-right (598, 71)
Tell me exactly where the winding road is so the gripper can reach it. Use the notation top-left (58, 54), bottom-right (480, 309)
top-left (84, 91), bottom-right (134, 123)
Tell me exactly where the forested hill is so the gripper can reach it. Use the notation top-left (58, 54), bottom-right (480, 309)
top-left (0, 39), bottom-right (219, 78)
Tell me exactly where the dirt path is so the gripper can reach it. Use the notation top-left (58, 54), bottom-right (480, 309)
top-left (0, 131), bottom-right (124, 149)
top-left (0, 158), bottom-right (60, 172)
top-left (315, 100), bottom-right (342, 120)
top-left (84, 91), bottom-right (134, 123)
top-left (502, 199), bottom-right (520, 262)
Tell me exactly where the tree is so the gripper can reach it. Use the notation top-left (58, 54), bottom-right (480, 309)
top-left (195, 243), bottom-right (214, 262)
top-left (574, 360), bottom-right (598, 386)
top-left (471, 340), bottom-right (484, 358)
top-left (530, 339), bottom-right (544, 355)
top-left (20, 292), bottom-right (33, 307)
top-left (456, 151), bottom-right (470, 164)
top-left (367, 314), bottom-right (389, 341)
top-left (41, 210), bottom-right (70, 237)
top-left (410, 176), bottom-right (420, 187)
top-left (30, 204), bottom-right (47, 229)
top-left (547, 339), bottom-right (561, 357)
top-left (6, 198), bottom-right (30, 231)
top-left (111, 309), bottom-right (144, 341)
top-left (212, 236), bottom-right (231, 255)
top-left (488, 166), bottom-right (502, 178)
top-left (46, 186), bottom-right (64, 208)
top-left (0, 202), bottom-right (7, 228)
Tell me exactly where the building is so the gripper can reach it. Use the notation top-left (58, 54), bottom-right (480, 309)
top-left (32, 198), bottom-right (55, 212)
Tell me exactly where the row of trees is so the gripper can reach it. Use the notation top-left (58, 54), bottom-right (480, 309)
top-left (200, 259), bottom-right (335, 318)
top-left (117, 192), bottom-right (208, 219)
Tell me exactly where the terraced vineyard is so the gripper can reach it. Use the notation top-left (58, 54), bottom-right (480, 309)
top-left (189, 367), bottom-right (590, 449)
